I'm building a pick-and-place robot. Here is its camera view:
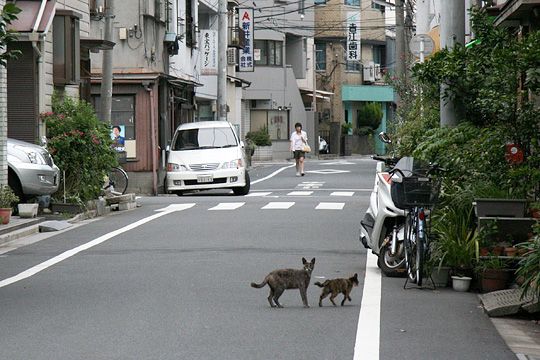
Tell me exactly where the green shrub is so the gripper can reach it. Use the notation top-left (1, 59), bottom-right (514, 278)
top-left (42, 95), bottom-right (117, 202)
top-left (357, 102), bottom-right (383, 134)
top-left (516, 224), bottom-right (540, 299)
top-left (246, 126), bottom-right (272, 146)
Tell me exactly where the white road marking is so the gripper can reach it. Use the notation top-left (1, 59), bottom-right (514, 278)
top-left (287, 191), bottom-right (313, 196)
top-left (262, 202), bottom-right (295, 210)
top-left (331, 191), bottom-right (355, 197)
top-left (315, 202), bottom-right (345, 210)
top-left (321, 160), bottom-right (356, 165)
top-left (0, 204), bottom-right (196, 289)
top-left (209, 202), bottom-right (245, 210)
top-left (299, 181), bottom-right (324, 190)
top-left (308, 169), bottom-right (351, 175)
top-left (245, 192), bottom-right (272, 197)
top-left (251, 164), bottom-right (296, 184)
top-left (353, 251), bottom-right (381, 360)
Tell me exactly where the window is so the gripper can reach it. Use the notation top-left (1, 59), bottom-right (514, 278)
top-left (93, 95), bottom-right (136, 157)
top-left (173, 127), bottom-right (238, 150)
top-left (314, 0), bottom-right (327, 4)
top-left (345, 49), bottom-right (361, 71)
top-left (315, 42), bottom-right (326, 71)
top-left (371, 1), bottom-right (385, 12)
top-left (344, 0), bottom-right (360, 6)
top-left (53, 13), bottom-right (80, 85)
top-left (254, 40), bottom-right (283, 66)
top-left (251, 110), bottom-right (290, 140)
top-left (186, 0), bottom-right (197, 47)
top-left (373, 45), bottom-right (385, 66)
top-left (298, 0), bottom-right (305, 14)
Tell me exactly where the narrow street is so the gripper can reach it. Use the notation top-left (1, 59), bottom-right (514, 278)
top-left (0, 158), bottom-right (515, 359)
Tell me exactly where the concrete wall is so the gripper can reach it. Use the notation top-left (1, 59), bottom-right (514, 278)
top-left (0, 0), bottom-right (6, 185)
top-left (90, 0), bottom-right (167, 74)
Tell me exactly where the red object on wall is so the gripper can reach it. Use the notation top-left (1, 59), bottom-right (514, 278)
top-left (505, 143), bottom-right (524, 165)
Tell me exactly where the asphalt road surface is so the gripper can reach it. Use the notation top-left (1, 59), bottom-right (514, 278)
top-left (0, 157), bottom-right (514, 359)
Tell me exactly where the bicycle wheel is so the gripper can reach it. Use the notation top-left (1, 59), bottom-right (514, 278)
top-left (108, 167), bottom-right (128, 194)
top-left (404, 212), bottom-right (418, 284)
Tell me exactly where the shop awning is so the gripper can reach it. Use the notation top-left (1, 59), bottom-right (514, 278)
top-left (8, 0), bottom-right (56, 33)
top-left (299, 88), bottom-right (334, 96)
top-left (168, 78), bottom-right (203, 88)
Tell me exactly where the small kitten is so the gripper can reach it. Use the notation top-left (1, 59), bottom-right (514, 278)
top-left (315, 273), bottom-right (359, 307)
top-left (251, 257), bottom-right (316, 308)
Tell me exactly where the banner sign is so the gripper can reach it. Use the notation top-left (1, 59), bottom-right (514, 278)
top-left (239, 8), bottom-right (254, 72)
top-left (347, 12), bottom-right (361, 61)
top-left (200, 30), bottom-right (218, 75)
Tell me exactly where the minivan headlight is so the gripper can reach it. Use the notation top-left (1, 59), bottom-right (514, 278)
top-left (221, 159), bottom-right (243, 169)
top-left (167, 163), bottom-right (188, 172)
top-left (15, 146), bottom-right (47, 165)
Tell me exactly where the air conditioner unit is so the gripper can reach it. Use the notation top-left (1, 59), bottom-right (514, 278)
top-left (363, 61), bottom-right (375, 83)
top-left (227, 48), bottom-right (237, 65)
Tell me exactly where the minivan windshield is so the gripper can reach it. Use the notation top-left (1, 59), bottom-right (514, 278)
top-left (173, 127), bottom-right (238, 150)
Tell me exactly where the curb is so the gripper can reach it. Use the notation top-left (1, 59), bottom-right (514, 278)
top-left (0, 224), bottom-right (40, 247)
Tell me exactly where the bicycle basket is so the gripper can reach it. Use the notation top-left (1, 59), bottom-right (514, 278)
top-left (391, 176), bottom-right (439, 210)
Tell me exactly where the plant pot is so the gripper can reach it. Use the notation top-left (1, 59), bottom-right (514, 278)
top-left (252, 146), bottom-right (272, 161)
top-left (18, 203), bottom-right (39, 218)
top-left (492, 246), bottom-right (504, 256)
top-left (479, 247), bottom-right (490, 256)
top-left (504, 247), bottom-right (517, 257)
top-left (474, 198), bottom-right (527, 218)
top-left (0, 208), bottom-right (12, 224)
top-left (529, 208), bottom-right (540, 219)
top-left (480, 269), bottom-right (510, 293)
top-left (51, 202), bottom-right (85, 214)
top-left (431, 266), bottom-right (450, 287)
top-left (451, 276), bottom-right (472, 292)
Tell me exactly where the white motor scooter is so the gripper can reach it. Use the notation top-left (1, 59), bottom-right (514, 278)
top-left (359, 133), bottom-right (412, 276)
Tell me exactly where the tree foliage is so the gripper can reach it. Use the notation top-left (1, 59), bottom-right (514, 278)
top-left (0, 3), bottom-right (21, 67)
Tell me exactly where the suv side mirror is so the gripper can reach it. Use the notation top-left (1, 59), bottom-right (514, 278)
top-left (240, 140), bottom-right (245, 148)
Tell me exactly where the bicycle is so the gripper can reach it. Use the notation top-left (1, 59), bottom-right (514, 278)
top-left (103, 166), bottom-right (129, 195)
top-left (391, 164), bottom-right (444, 287)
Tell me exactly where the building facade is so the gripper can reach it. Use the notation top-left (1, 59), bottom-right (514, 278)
top-left (314, 0), bottom-right (394, 155)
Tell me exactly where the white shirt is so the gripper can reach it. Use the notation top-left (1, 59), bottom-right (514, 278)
top-left (290, 130), bottom-right (307, 151)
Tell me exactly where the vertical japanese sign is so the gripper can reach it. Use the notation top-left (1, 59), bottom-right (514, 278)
top-left (239, 8), bottom-right (254, 72)
top-left (200, 30), bottom-right (218, 75)
top-left (347, 12), bottom-right (361, 61)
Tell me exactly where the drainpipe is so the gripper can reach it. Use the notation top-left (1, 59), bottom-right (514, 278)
top-left (31, 0), bottom-right (47, 138)
top-left (146, 83), bottom-right (158, 195)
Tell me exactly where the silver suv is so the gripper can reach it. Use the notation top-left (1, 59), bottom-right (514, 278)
top-left (7, 138), bottom-right (60, 201)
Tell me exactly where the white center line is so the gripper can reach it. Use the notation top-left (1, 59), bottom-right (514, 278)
top-left (353, 252), bottom-right (381, 360)
top-left (0, 204), bottom-right (196, 289)
top-left (209, 202), bottom-right (245, 210)
top-left (315, 202), bottom-right (345, 210)
top-left (262, 202), bottom-right (295, 210)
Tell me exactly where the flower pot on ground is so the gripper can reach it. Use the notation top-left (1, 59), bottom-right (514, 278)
top-left (17, 203), bottom-right (39, 218)
top-left (504, 247), bottom-right (518, 257)
top-left (431, 266), bottom-right (451, 287)
top-left (480, 269), bottom-right (510, 293)
top-left (451, 276), bottom-right (472, 292)
top-left (0, 185), bottom-right (19, 224)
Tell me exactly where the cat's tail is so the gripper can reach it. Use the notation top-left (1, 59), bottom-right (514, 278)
top-left (250, 279), bottom-right (267, 288)
top-left (314, 281), bottom-right (329, 288)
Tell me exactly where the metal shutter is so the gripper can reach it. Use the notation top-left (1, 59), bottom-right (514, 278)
top-left (7, 42), bottom-right (37, 143)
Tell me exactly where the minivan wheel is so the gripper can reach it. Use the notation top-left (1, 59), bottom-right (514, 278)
top-left (233, 172), bottom-right (250, 196)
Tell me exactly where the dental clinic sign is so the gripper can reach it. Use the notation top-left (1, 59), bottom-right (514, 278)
top-left (346, 12), bottom-right (360, 61)
top-left (200, 30), bottom-right (218, 75)
top-left (239, 8), bottom-right (254, 72)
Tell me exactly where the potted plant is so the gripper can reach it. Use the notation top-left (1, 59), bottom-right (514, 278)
top-left (516, 224), bottom-right (540, 300)
top-left (0, 185), bottom-right (19, 224)
top-left (432, 205), bottom-right (478, 292)
top-left (246, 127), bottom-right (272, 161)
top-left (476, 257), bottom-right (510, 293)
top-left (528, 202), bottom-right (540, 219)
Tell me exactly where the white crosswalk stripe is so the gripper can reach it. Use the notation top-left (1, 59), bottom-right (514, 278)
top-left (245, 192), bottom-right (272, 197)
top-left (287, 191), bottom-right (313, 196)
top-left (315, 202), bottom-right (345, 210)
top-left (330, 191), bottom-right (355, 197)
top-left (209, 202), bottom-right (245, 211)
top-left (261, 202), bottom-right (295, 210)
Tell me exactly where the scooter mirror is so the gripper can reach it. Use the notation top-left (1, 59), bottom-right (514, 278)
top-left (378, 132), bottom-right (392, 144)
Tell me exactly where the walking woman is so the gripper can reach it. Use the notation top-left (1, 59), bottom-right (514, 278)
top-left (290, 122), bottom-right (308, 177)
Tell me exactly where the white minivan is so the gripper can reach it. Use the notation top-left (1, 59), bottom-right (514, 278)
top-left (165, 121), bottom-right (250, 196)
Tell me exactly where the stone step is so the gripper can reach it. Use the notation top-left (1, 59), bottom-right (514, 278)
top-left (480, 289), bottom-right (540, 317)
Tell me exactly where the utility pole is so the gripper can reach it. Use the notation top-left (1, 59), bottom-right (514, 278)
top-left (439, 0), bottom-right (465, 127)
top-left (395, 0), bottom-right (406, 81)
top-left (100, 0), bottom-right (114, 123)
top-left (217, 0), bottom-right (228, 121)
